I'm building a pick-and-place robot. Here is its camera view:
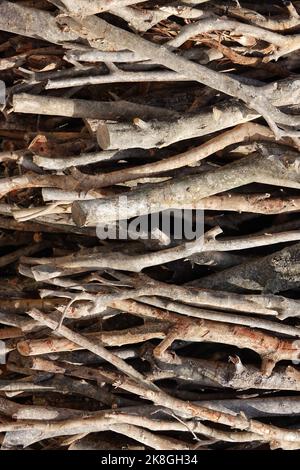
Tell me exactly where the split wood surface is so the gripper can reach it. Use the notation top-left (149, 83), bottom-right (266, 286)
top-left (0, 0), bottom-right (300, 452)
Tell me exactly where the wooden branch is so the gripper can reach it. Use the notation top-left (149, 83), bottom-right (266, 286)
top-left (63, 46), bottom-right (222, 66)
top-left (108, 423), bottom-right (193, 450)
top-left (0, 380), bottom-right (55, 393)
top-left (199, 192), bottom-right (300, 214)
top-left (96, 76), bottom-right (300, 149)
top-left (168, 15), bottom-right (294, 49)
top-left (149, 356), bottom-right (300, 392)
top-left (37, 270), bottom-right (300, 320)
top-left (98, 101), bottom-right (259, 150)
top-left (25, 234), bottom-right (209, 279)
top-left (0, 1), bottom-right (79, 43)
top-left (108, 299), bottom-right (300, 374)
top-left (127, 296), bottom-right (300, 337)
top-left (25, 226), bottom-right (297, 279)
top-left (72, 151), bottom-right (300, 225)
top-left (25, 308), bottom-right (157, 390)
top-left (10, 356), bottom-right (300, 447)
top-left (68, 190), bottom-right (300, 219)
top-left (193, 242), bottom-right (300, 295)
top-left (16, 298), bottom-right (300, 375)
top-left (42, 188), bottom-right (112, 201)
top-left (45, 69), bottom-right (190, 89)
top-left (11, 362), bottom-right (300, 446)
top-left (59, 14), bottom-right (300, 136)
top-left (0, 171), bottom-right (123, 200)
top-left (0, 216), bottom-right (96, 236)
top-left (0, 407), bottom-right (258, 447)
top-left (108, 3), bottom-right (205, 33)
top-left (64, 49), bottom-right (144, 63)
top-left (50, 0), bottom-right (148, 16)
top-left (33, 150), bottom-right (117, 170)
top-left (13, 93), bottom-right (178, 121)
top-left (17, 322), bottom-right (167, 355)
top-left (224, 5), bottom-right (300, 32)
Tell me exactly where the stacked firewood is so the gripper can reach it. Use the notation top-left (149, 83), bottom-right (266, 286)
top-left (0, 0), bottom-right (300, 450)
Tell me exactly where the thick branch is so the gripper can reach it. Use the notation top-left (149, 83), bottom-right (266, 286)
top-left (72, 151), bottom-right (300, 225)
top-left (0, 1), bottom-right (79, 43)
top-left (13, 93), bottom-right (177, 121)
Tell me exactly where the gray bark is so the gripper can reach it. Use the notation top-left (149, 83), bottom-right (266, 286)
top-left (72, 151), bottom-right (300, 226)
